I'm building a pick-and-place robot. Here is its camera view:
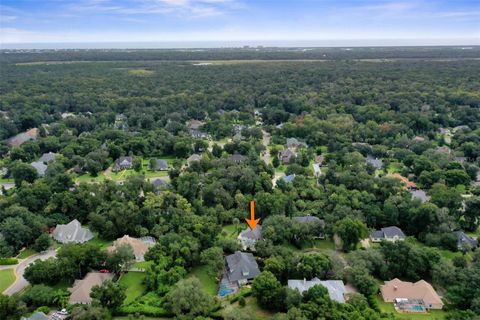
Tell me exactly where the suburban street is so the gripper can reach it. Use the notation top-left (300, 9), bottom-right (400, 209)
top-left (2, 249), bottom-right (57, 296)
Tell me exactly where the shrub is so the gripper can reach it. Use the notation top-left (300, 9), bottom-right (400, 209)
top-left (0, 258), bottom-right (18, 265)
top-left (239, 297), bottom-right (246, 307)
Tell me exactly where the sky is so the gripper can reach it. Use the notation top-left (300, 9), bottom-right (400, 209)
top-left (0, 0), bottom-right (479, 47)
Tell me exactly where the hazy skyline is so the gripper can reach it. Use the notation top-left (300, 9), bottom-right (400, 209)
top-left (1, 0), bottom-right (479, 48)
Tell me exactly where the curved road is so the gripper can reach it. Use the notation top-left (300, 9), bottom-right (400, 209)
top-left (2, 249), bottom-right (57, 296)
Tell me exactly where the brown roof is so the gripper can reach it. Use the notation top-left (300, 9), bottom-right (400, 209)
top-left (388, 173), bottom-right (417, 189)
top-left (68, 272), bottom-right (113, 304)
top-left (7, 128), bottom-right (39, 147)
top-left (107, 235), bottom-right (152, 260)
top-left (380, 278), bottom-right (443, 307)
top-left (187, 120), bottom-right (203, 130)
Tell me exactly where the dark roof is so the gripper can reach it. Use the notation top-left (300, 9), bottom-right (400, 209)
top-left (152, 179), bottom-right (168, 188)
top-left (229, 153), bottom-right (247, 163)
top-left (226, 251), bottom-right (260, 282)
top-left (454, 231), bottom-right (478, 249)
top-left (371, 226), bottom-right (405, 239)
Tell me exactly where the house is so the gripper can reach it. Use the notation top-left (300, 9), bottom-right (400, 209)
top-left (52, 219), bottom-right (93, 244)
top-left (237, 225), bottom-right (262, 250)
top-left (409, 189), bottom-right (430, 203)
top-left (190, 129), bottom-right (209, 139)
top-left (313, 163), bottom-right (322, 177)
top-left (152, 178), bottom-right (169, 189)
top-left (293, 216), bottom-right (325, 239)
top-left (187, 119), bottom-right (203, 130)
top-left (7, 128), bottom-right (38, 147)
top-left (288, 278), bottom-right (346, 303)
top-left (315, 155), bottom-right (325, 166)
top-left (436, 146), bottom-right (451, 154)
top-left (453, 125), bottom-right (469, 133)
top-left (225, 251), bottom-right (260, 285)
top-left (228, 153), bottom-right (247, 164)
top-left (21, 312), bottom-right (49, 320)
top-left (187, 154), bottom-right (202, 166)
top-left (389, 173), bottom-right (417, 190)
top-left (365, 155), bottom-right (383, 170)
top-left (30, 152), bottom-right (59, 176)
top-left (454, 231), bottom-right (478, 251)
top-left (150, 159), bottom-right (169, 171)
top-left (38, 152), bottom-right (58, 163)
top-left (380, 278), bottom-right (443, 310)
top-left (279, 149), bottom-right (296, 164)
top-left (113, 156), bottom-right (133, 172)
top-left (283, 174), bottom-right (296, 183)
top-left (438, 128), bottom-right (450, 135)
top-left (454, 156), bottom-right (467, 165)
top-left (371, 226), bottom-right (405, 242)
top-left (286, 138), bottom-right (306, 150)
top-left (107, 235), bottom-right (155, 261)
top-left (30, 161), bottom-right (48, 177)
top-left (474, 173), bottom-right (480, 187)
top-left (114, 114), bottom-right (128, 130)
top-left (68, 272), bottom-right (114, 304)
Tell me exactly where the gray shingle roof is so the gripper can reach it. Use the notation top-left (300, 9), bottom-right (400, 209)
top-left (30, 161), bottom-right (48, 176)
top-left (283, 174), bottom-right (296, 183)
top-left (454, 231), bottom-right (478, 249)
top-left (226, 251), bottom-right (260, 282)
top-left (294, 216), bottom-right (324, 227)
top-left (238, 225), bottom-right (262, 241)
top-left (38, 152), bottom-right (58, 163)
top-left (366, 155), bottom-right (383, 170)
top-left (410, 189), bottom-right (430, 203)
top-left (152, 178), bottom-right (168, 188)
top-left (21, 312), bottom-right (49, 320)
top-left (371, 226), bottom-right (405, 240)
top-left (53, 219), bottom-right (93, 244)
top-left (288, 278), bottom-right (346, 303)
top-left (229, 153), bottom-right (247, 163)
top-left (152, 159), bottom-right (168, 170)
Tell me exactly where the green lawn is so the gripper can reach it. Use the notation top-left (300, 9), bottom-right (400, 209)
top-left (220, 223), bottom-right (241, 240)
top-left (188, 265), bottom-right (218, 296)
top-left (223, 296), bottom-right (274, 320)
top-left (0, 177), bottom-right (14, 183)
top-left (387, 162), bottom-right (403, 174)
top-left (406, 237), bottom-right (466, 260)
top-left (16, 248), bottom-right (37, 259)
top-left (302, 239), bottom-right (336, 251)
top-left (119, 272), bottom-right (146, 304)
top-left (89, 236), bottom-right (112, 249)
top-left (0, 269), bottom-right (15, 293)
top-left (133, 260), bottom-right (154, 270)
top-left (376, 296), bottom-right (445, 320)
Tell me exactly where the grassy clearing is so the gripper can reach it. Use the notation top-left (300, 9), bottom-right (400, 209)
top-left (128, 69), bottom-right (155, 76)
top-left (405, 237), bottom-right (466, 260)
top-left (223, 296), bottom-right (274, 320)
top-left (0, 269), bottom-right (15, 293)
top-left (0, 177), bottom-right (14, 183)
top-left (119, 272), bottom-right (146, 304)
top-left (302, 239), bottom-right (336, 251)
top-left (220, 224), bottom-right (241, 240)
top-left (376, 296), bottom-right (445, 319)
top-left (387, 162), bottom-right (403, 174)
top-left (188, 265), bottom-right (217, 296)
top-left (16, 248), bottom-right (37, 259)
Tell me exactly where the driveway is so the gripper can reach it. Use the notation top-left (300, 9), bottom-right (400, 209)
top-left (261, 130), bottom-right (271, 165)
top-left (3, 249), bottom-right (57, 296)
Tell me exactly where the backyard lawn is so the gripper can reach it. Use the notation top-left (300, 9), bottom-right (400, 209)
top-left (376, 296), bottom-right (445, 320)
top-left (89, 236), bottom-right (112, 249)
top-left (220, 223), bottom-right (241, 240)
top-left (119, 272), bottom-right (146, 304)
top-left (188, 265), bottom-right (218, 296)
top-left (222, 296), bottom-right (274, 320)
top-left (16, 248), bottom-right (37, 259)
top-left (0, 269), bottom-right (15, 293)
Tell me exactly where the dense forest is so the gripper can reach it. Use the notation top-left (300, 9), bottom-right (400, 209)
top-left (0, 47), bottom-right (479, 320)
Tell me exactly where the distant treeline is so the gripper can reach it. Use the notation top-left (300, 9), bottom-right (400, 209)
top-left (1, 46), bottom-right (480, 63)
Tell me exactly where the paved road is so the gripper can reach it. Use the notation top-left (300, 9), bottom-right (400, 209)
top-left (3, 249), bottom-right (57, 296)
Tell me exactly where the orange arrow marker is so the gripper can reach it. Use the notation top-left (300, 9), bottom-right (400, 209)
top-left (246, 200), bottom-right (260, 230)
